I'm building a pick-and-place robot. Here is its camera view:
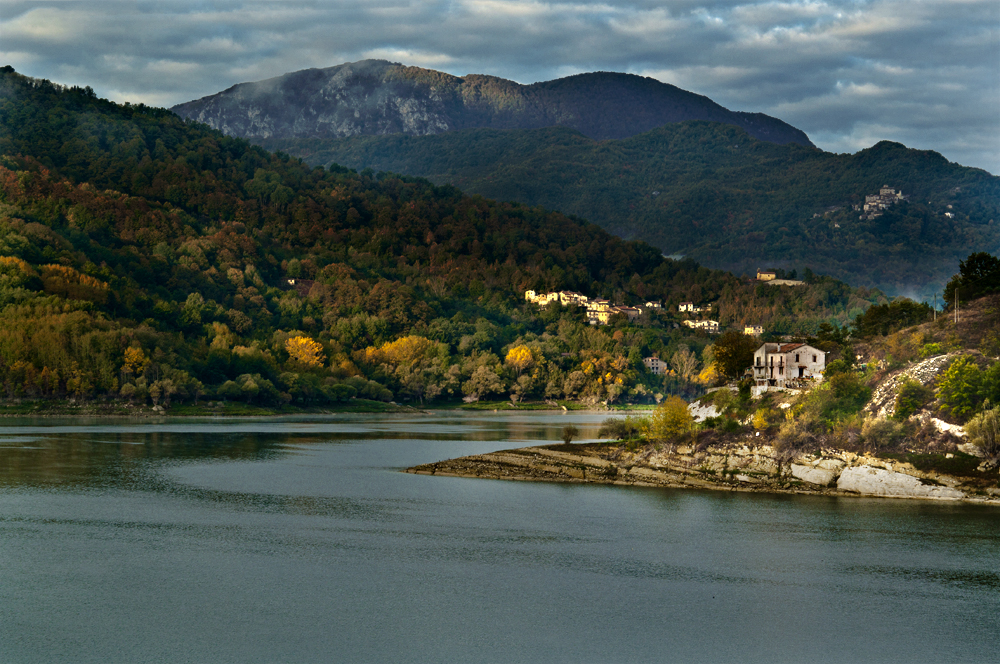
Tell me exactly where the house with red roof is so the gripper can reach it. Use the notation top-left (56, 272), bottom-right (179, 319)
top-left (752, 342), bottom-right (826, 390)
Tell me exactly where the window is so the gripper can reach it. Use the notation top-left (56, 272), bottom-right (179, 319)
top-left (812, 355), bottom-right (817, 363)
top-left (795, 353), bottom-right (800, 362)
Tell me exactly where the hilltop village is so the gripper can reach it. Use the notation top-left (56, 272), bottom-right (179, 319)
top-left (855, 185), bottom-right (905, 220)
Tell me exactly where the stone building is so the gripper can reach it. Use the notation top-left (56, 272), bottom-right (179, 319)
top-left (752, 342), bottom-right (826, 390)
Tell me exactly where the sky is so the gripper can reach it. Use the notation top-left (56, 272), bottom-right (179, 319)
top-left (2, 0), bottom-right (999, 174)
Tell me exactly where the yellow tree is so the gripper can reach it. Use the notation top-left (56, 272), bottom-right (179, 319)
top-left (505, 345), bottom-right (535, 377)
top-left (649, 396), bottom-right (693, 441)
top-left (122, 347), bottom-right (151, 381)
top-left (286, 335), bottom-right (326, 368)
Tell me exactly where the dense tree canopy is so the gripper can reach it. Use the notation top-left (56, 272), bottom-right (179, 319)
top-left (0, 68), bottom-right (889, 408)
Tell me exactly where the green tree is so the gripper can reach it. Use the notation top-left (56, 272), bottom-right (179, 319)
top-left (894, 378), bottom-right (933, 420)
top-left (944, 252), bottom-right (1000, 304)
top-left (712, 331), bottom-right (757, 380)
top-left (936, 356), bottom-right (983, 420)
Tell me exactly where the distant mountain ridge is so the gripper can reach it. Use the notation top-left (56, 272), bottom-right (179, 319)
top-left (171, 59), bottom-right (814, 147)
top-left (262, 122), bottom-right (1000, 301)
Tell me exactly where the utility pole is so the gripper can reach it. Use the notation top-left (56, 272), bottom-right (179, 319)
top-left (933, 293), bottom-right (937, 321)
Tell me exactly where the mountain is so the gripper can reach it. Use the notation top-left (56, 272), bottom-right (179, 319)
top-left (0, 67), bottom-right (883, 409)
top-left (260, 122), bottom-right (1000, 301)
top-left (171, 59), bottom-right (814, 147)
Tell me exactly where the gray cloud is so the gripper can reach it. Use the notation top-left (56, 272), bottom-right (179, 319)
top-left (1, 0), bottom-right (997, 172)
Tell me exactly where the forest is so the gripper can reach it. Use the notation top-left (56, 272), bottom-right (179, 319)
top-left (263, 122), bottom-right (1000, 301)
top-left (0, 67), bottom-right (893, 409)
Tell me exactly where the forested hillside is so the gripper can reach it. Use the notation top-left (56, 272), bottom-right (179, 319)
top-left (0, 68), bottom-right (884, 409)
top-left (172, 59), bottom-right (812, 146)
top-left (266, 122), bottom-right (1000, 300)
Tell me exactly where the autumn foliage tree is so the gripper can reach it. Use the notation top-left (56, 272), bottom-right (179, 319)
top-left (285, 335), bottom-right (326, 368)
top-left (649, 396), bottom-right (694, 440)
top-left (505, 345), bottom-right (535, 376)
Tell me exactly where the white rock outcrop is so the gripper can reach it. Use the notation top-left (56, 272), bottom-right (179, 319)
top-left (790, 464), bottom-right (837, 486)
top-left (837, 465), bottom-right (964, 500)
top-left (688, 402), bottom-right (720, 422)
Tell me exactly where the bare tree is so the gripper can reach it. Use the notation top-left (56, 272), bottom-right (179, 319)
top-left (670, 345), bottom-right (698, 382)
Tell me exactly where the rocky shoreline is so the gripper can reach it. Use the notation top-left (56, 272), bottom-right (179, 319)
top-left (406, 439), bottom-right (1000, 505)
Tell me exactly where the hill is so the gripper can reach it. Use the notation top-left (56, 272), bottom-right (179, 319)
top-left (0, 67), bottom-right (884, 410)
top-left (263, 122), bottom-right (1000, 300)
top-left (171, 59), bottom-right (813, 147)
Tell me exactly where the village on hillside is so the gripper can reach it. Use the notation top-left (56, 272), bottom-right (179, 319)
top-left (524, 283), bottom-right (829, 393)
top-left (854, 185), bottom-right (905, 220)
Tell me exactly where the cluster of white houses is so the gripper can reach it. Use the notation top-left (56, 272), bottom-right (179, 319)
top-left (683, 319), bottom-right (719, 333)
top-left (526, 290), bottom-right (773, 341)
top-left (525, 290), bottom-right (662, 326)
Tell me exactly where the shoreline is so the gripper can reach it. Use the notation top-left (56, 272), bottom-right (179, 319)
top-left (406, 441), bottom-right (1000, 506)
top-left (0, 398), bottom-right (624, 419)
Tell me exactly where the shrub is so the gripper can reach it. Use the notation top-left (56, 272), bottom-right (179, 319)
top-left (806, 372), bottom-right (872, 425)
top-left (752, 408), bottom-right (776, 430)
top-left (823, 359), bottom-right (851, 377)
top-left (919, 342), bottom-right (942, 359)
top-left (894, 378), bottom-right (933, 420)
top-left (966, 405), bottom-right (1000, 459)
top-left (562, 425), bottom-right (580, 445)
top-left (861, 418), bottom-right (907, 451)
top-left (774, 415), bottom-right (820, 455)
top-left (598, 415), bottom-right (647, 442)
top-left (718, 417), bottom-right (742, 433)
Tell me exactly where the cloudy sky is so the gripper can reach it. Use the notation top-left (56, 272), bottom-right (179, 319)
top-left (3, 0), bottom-right (998, 173)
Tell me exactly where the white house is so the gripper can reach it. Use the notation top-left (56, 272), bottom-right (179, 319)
top-left (679, 301), bottom-right (712, 313)
top-left (683, 319), bottom-right (720, 334)
top-left (744, 324), bottom-right (764, 336)
top-left (752, 342), bottom-right (826, 390)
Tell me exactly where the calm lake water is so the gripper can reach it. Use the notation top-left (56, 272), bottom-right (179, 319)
top-left (0, 412), bottom-right (997, 663)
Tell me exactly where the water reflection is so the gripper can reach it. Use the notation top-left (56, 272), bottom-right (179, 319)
top-left (0, 412), bottom-right (998, 664)
top-left (0, 412), bottom-right (602, 489)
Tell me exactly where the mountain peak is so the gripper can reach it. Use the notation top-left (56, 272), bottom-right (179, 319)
top-left (172, 62), bottom-right (814, 147)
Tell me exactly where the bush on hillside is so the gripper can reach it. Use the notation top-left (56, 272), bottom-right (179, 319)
top-left (894, 378), bottom-right (933, 420)
top-left (965, 405), bottom-right (1000, 460)
top-left (861, 417), bottom-right (909, 451)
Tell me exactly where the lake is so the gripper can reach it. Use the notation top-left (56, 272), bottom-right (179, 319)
top-left (0, 412), bottom-right (997, 663)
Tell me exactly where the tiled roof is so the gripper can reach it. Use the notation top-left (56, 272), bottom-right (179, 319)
top-left (779, 343), bottom-right (805, 352)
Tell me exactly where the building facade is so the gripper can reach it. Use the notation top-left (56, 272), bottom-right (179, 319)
top-left (643, 357), bottom-right (667, 375)
top-left (752, 342), bottom-right (826, 389)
